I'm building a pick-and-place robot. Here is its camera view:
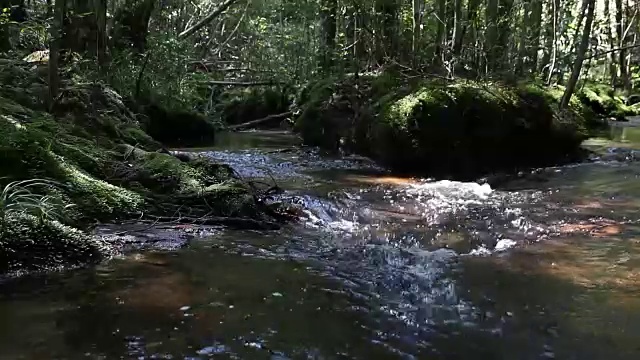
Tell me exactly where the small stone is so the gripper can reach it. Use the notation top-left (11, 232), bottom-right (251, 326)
top-left (272, 292), bottom-right (283, 297)
top-left (179, 306), bottom-right (190, 311)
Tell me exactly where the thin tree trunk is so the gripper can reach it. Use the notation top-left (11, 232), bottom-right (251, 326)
top-left (319, 0), bottom-right (337, 72)
top-left (517, 0), bottom-right (530, 74)
top-left (454, 0), bottom-right (480, 56)
top-left (48, 0), bottom-right (65, 110)
top-left (615, 0), bottom-right (631, 89)
top-left (527, 0), bottom-right (543, 72)
top-left (605, 0), bottom-right (618, 86)
top-left (435, 0), bottom-right (446, 61)
top-left (451, 0), bottom-right (463, 56)
top-left (94, 0), bottom-right (108, 68)
top-left (560, 0), bottom-right (596, 108)
top-left (412, 0), bottom-right (421, 62)
top-left (546, 0), bottom-right (559, 84)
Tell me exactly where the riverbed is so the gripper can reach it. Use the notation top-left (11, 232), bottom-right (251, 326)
top-left (1, 127), bottom-right (640, 359)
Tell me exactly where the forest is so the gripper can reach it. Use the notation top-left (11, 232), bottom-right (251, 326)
top-left (0, 0), bottom-right (638, 271)
top-left (2, 1), bottom-right (640, 358)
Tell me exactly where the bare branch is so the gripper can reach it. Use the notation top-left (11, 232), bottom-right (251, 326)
top-left (228, 112), bottom-right (293, 131)
top-left (179, 0), bottom-right (239, 40)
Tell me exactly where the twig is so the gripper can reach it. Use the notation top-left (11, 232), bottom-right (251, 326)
top-left (148, 215), bottom-right (281, 230)
top-left (208, 80), bottom-right (285, 86)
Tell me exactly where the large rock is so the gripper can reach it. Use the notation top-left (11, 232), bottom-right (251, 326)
top-left (296, 76), bottom-right (594, 180)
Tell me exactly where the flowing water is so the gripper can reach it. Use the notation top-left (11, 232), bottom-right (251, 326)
top-left (2, 128), bottom-right (640, 360)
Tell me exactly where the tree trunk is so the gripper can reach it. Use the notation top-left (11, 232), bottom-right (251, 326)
top-left (412, 0), bottom-right (421, 61)
top-left (48, 0), bottom-right (65, 109)
top-left (485, 0), bottom-right (498, 71)
top-left (94, 0), bottom-right (108, 67)
top-left (560, 0), bottom-right (596, 109)
top-left (546, 0), bottom-right (559, 84)
top-left (451, 0), bottom-right (463, 56)
top-left (435, 0), bottom-right (446, 61)
top-left (319, 0), bottom-right (337, 72)
top-left (454, 0), bottom-right (481, 56)
top-left (540, 0), bottom-right (553, 75)
top-left (375, 0), bottom-right (398, 64)
top-left (112, 0), bottom-right (155, 53)
top-left (527, 0), bottom-right (543, 72)
top-left (517, 0), bottom-right (530, 74)
top-left (604, 0), bottom-right (618, 86)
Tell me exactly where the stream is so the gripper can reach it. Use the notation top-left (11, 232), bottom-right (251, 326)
top-left (2, 127), bottom-right (640, 359)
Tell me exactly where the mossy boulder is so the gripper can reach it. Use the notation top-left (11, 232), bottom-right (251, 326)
top-left (575, 83), bottom-right (640, 120)
top-left (216, 86), bottom-right (292, 126)
top-left (0, 58), bottom-right (285, 276)
top-left (0, 101), bottom-right (145, 221)
top-left (296, 76), bottom-right (592, 179)
top-left (142, 103), bottom-right (216, 146)
top-left (0, 213), bottom-right (111, 274)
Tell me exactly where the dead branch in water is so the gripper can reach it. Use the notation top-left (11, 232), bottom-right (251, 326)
top-left (148, 215), bottom-right (281, 230)
top-left (208, 80), bottom-right (285, 86)
top-left (228, 111), bottom-right (293, 131)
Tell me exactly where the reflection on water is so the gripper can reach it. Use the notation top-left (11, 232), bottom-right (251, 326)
top-left (2, 130), bottom-right (640, 359)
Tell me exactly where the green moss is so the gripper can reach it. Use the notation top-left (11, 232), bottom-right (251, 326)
top-left (297, 78), bottom-right (591, 179)
top-left (60, 157), bottom-right (144, 218)
top-left (0, 60), bottom-right (276, 275)
top-left (0, 213), bottom-right (111, 274)
top-left (217, 86), bottom-right (292, 125)
top-left (143, 103), bottom-right (216, 146)
top-left (295, 78), bottom-right (342, 149)
top-left (132, 152), bottom-right (204, 193)
top-left (576, 83), bottom-right (640, 119)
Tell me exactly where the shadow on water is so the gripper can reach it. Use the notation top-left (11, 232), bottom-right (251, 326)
top-left (2, 130), bottom-right (640, 359)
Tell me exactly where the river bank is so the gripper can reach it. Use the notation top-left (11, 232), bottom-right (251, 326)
top-left (0, 59), bottom-right (288, 276)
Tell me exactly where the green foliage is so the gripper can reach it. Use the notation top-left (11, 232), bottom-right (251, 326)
top-left (107, 33), bottom-right (208, 112)
top-left (0, 178), bottom-right (73, 225)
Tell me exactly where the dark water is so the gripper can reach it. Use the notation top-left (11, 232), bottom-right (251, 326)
top-left (2, 130), bottom-right (640, 359)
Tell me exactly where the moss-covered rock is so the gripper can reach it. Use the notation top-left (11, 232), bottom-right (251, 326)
top-left (0, 99), bottom-right (145, 220)
top-left (0, 213), bottom-right (111, 274)
top-left (296, 75), bottom-right (593, 179)
top-left (142, 103), bottom-right (216, 146)
top-left (0, 57), bottom-right (286, 276)
top-left (575, 83), bottom-right (640, 120)
top-left (216, 86), bottom-right (292, 126)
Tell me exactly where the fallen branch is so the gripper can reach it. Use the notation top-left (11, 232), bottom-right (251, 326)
top-left (179, 0), bottom-right (239, 39)
top-left (228, 111), bottom-right (293, 130)
top-left (208, 80), bottom-right (285, 86)
top-left (149, 215), bottom-right (281, 230)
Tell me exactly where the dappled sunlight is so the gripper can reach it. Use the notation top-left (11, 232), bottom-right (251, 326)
top-left (489, 235), bottom-right (640, 291)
